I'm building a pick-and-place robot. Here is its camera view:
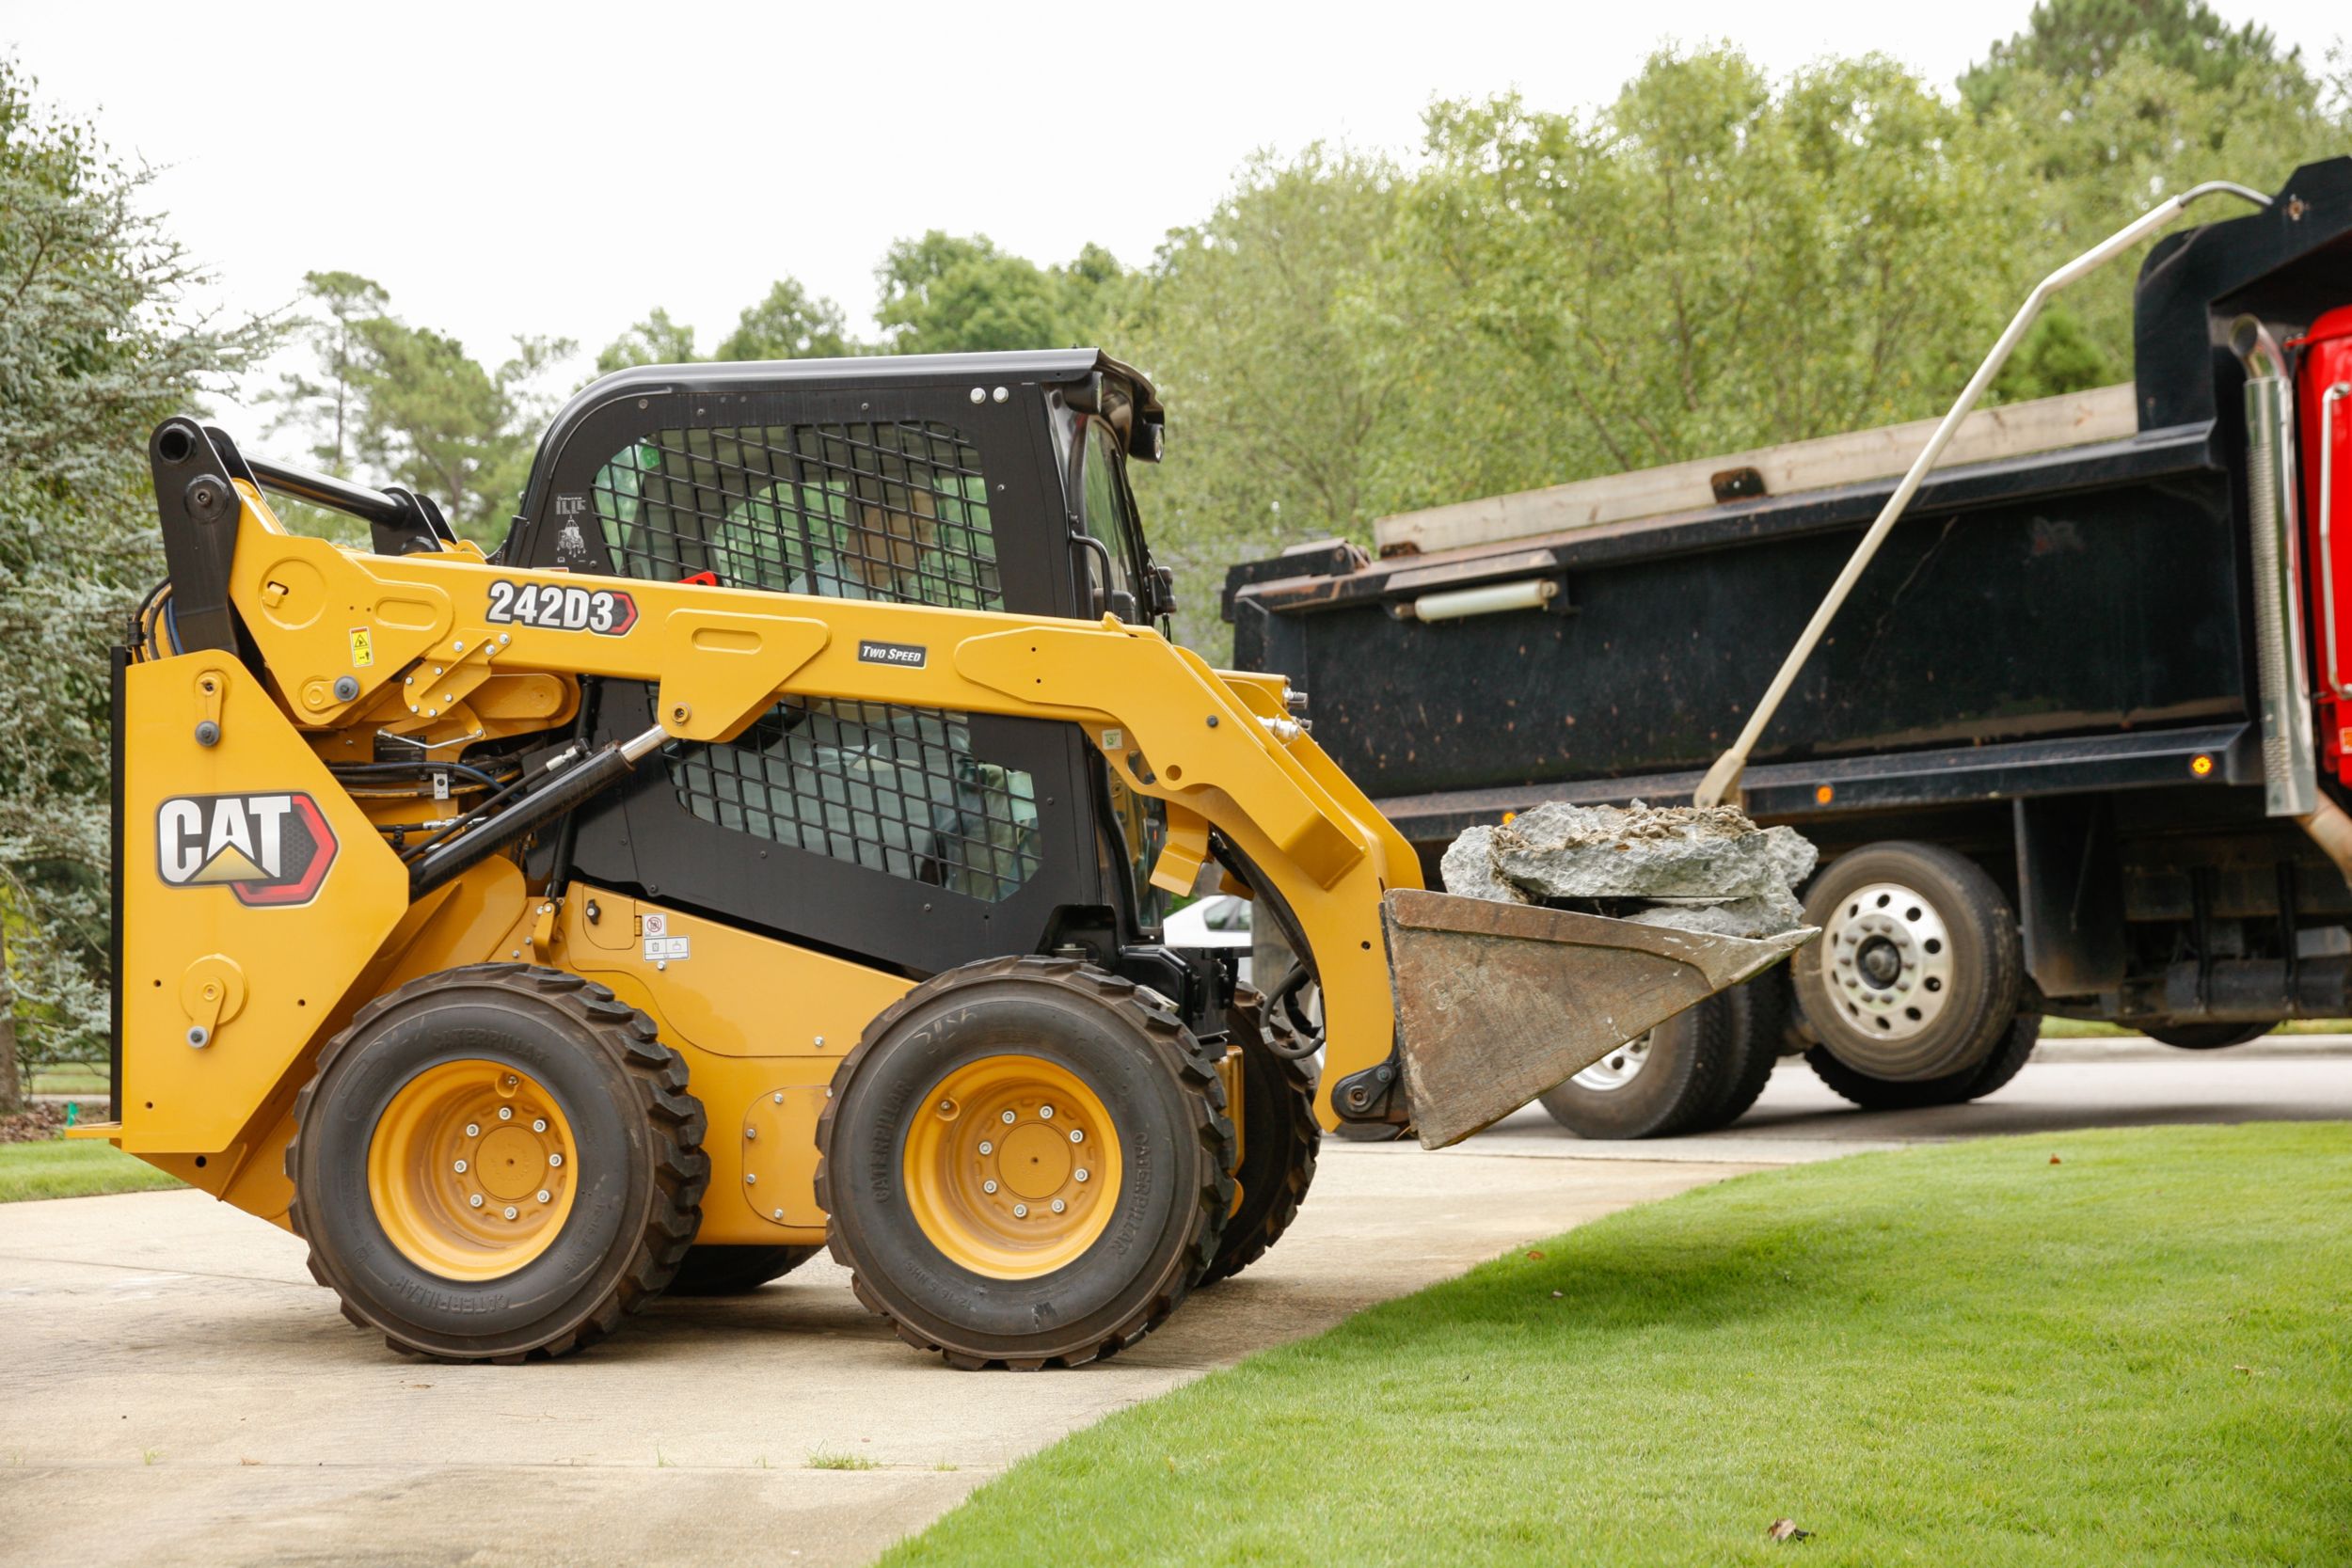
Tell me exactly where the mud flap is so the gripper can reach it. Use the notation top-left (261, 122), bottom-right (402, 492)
top-left (1381, 889), bottom-right (1815, 1148)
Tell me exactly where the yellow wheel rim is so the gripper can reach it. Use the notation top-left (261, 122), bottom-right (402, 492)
top-left (367, 1059), bottom-right (579, 1281)
top-left (901, 1054), bottom-right (1123, 1279)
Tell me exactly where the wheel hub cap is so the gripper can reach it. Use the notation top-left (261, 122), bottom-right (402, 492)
top-left (1822, 881), bottom-right (1954, 1043)
top-left (902, 1055), bottom-right (1122, 1280)
top-left (1571, 1031), bottom-right (1653, 1092)
top-left (367, 1060), bottom-right (577, 1281)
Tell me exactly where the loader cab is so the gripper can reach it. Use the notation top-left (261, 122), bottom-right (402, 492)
top-left (502, 350), bottom-right (1194, 998)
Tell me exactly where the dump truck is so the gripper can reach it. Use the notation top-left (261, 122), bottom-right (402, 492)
top-left (1225, 158), bottom-right (2352, 1138)
top-left (79, 351), bottom-right (1804, 1367)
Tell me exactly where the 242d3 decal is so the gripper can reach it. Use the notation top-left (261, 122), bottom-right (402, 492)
top-left (156, 792), bottom-right (340, 907)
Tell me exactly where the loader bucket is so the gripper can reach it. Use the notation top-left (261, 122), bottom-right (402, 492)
top-left (1381, 889), bottom-right (1816, 1148)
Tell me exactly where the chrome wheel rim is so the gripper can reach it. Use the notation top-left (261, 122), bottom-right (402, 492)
top-left (1572, 1032), bottom-right (1652, 1092)
top-left (1821, 880), bottom-right (1954, 1041)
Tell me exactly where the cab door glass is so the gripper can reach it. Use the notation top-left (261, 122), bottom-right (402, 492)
top-left (1077, 419), bottom-right (1144, 623)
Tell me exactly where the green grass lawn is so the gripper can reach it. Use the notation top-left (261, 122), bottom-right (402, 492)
top-left (889, 1125), bottom-right (2352, 1567)
top-left (0, 1139), bottom-right (183, 1202)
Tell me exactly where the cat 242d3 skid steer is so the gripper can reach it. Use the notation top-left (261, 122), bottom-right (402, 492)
top-left (82, 350), bottom-right (1803, 1368)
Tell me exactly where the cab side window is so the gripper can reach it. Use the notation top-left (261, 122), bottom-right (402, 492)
top-left (1077, 419), bottom-right (1144, 622)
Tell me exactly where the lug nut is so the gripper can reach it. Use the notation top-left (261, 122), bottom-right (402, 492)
top-left (1012, 1204), bottom-right (1028, 1218)
top-left (1039, 1105), bottom-right (1055, 1120)
top-left (977, 1140), bottom-right (993, 1155)
top-left (532, 1118), bottom-right (547, 1133)
top-left (1069, 1130), bottom-right (1084, 1144)
top-left (502, 1206), bottom-right (517, 1221)
top-left (1000, 1109), bottom-right (1016, 1125)
top-left (982, 1180), bottom-right (998, 1195)
top-left (1051, 1198), bottom-right (1066, 1213)
top-left (465, 1123), bottom-right (480, 1137)
top-left (536, 1190), bottom-right (551, 1203)
top-left (1074, 1168), bottom-right (1089, 1182)
top-left (469, 1195), bottom-right (485, 1209)
top-left (548, 1153), bottom-right (564, 1167)
top-left (499, 1106), bottom-right (514, 1121)
top-left (453, 1159), bottom-right (469, 1174)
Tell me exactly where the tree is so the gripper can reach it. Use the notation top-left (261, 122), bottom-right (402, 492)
top-left (876, 232), bottom-right (1124, 354)
top-left (596, 308), bottom-right (697, 374)
top-left (1111, 147), bottom-right (1410, 646)
top-left (1963, 0), bottom-right (2345, 392)
top-left (264, 270), bottom-right (388, 474)
top-left (0, 59), bottom-right (269, 1103)
top-left (1961, 0), bottom-right (2302, 111)
top-left (715, 278), bottom-right (852, 361)
top-left (345, 318), bottom-right (571, 543)
top-left (270, 273), bottom-right (572, 544)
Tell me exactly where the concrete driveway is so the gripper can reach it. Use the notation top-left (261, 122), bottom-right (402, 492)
top-left (4, 1038), bottom-right (2346, 1568)
top-left (0, 1144), bottom-right (1763, 1567)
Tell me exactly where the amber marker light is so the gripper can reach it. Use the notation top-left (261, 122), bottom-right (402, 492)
top-left (1815, 784), bottom-right (1836, 804)
top-left (2190, 753), bottom-right (2216, 778)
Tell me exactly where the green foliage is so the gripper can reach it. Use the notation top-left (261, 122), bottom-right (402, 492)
top-left (890, 1124), bottom-right (2352, 1566)
top-left (876, 232), bottom-right (1125, 355)
top-left (595, 307), bottom-right (697, 375)
top-left (271, 274), bottom-right (572, 544)
top-left (1114, 147), bottom-right (1408, 645)
top-left (1961, 0), bottom-right (2303, 111)
top-left (0, 59), bottom-right (269, 1081)
top-left (715, 278), bottom-right (853, 362)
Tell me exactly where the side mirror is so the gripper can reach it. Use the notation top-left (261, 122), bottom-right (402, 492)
top-left (1149, 564), bottom-right (1179, 618)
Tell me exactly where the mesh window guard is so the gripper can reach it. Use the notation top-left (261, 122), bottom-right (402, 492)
top-left (592, 421), bottom-right (1000, 609)
top-left (593, 419), bottom-right (1040, 902)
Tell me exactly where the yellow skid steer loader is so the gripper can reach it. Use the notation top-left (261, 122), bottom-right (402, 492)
top-left (80, 351), bottom-right (1802, 1367)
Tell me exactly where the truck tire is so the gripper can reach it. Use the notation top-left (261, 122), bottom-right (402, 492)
top-left (2141, 1020), bottom-right (2278, 1050)
top-left (815, 957), bottom-right (1234, 1370)
top-left (664, 1244), bottom-right (818, 1295)
top-left (1806, 1011), bottom-right (2041, 1109)
top-left (1198, 988), bottom-right (1319, 1287)
top-left (1795, 841), bottom-right (2024, 1084)
top-left (1536, 990), bottom-right (1743, 1139)
top-left (1687, 972), bottom-right (1793, 1133)
top-left (287, 963), bottom-right (708, 1363)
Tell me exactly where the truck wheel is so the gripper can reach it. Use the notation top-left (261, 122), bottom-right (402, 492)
top-left (1795, 841), bottom-right (2023, 1084)
top-left (1536, 990), bottom-right (1742, 1139)
top-left (815, 957), bottom-right (1233, 1370)
top-left (287, 963), bottom-right (708, 1362)
top-left (1198, 988), bottom-right (1319, 1287)
top-left (1806, 1012), bottom-right (2041, 1109)
top-left (2141, 1020), bottom-right (2278, 1050)
top-left (664, 1244), bottom-right (818, 1295)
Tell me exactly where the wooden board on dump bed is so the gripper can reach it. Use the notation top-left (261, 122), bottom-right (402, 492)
top-left (1373, 384), bottom-right (2137, 559)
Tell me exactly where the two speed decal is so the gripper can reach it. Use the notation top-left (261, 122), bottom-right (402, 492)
top-left (485, 579), bottom-right (639, 635)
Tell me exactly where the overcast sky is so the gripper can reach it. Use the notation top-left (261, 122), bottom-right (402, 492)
top-left (6, 0), bottom-right (2343, 418)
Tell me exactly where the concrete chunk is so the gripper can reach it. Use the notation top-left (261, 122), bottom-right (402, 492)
top-left (1440, 800), bottom-right (1819, 937)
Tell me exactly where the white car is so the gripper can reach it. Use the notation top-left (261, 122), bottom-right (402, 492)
top-left (1163, 893), bottom-right (1253, 985)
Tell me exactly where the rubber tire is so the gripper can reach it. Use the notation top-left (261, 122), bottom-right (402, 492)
top-left (1198, 989), bottom-right (1319, 1287)
top-left (664, 1244), bottom-right (818, 1295)
top-left (287, 963), bottom-right (709, 1363)
top-left (1684, 973), bottom-right (1791, 1133)
top-left (1536, 990), bottom-right (1743, 1140)
top-left (2141, 1020), bottom-right (2277, 1050)
top-left (1806, 1011), bottom-right (2042, 1109)
top-left (1795, 841), bottom-right (2024, 1083)
top-left (815, 957), bottom-right (1234, 1370)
